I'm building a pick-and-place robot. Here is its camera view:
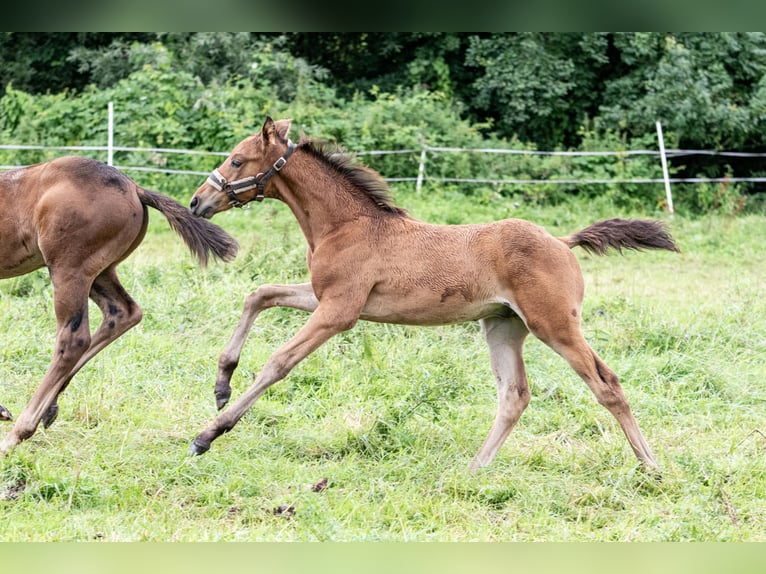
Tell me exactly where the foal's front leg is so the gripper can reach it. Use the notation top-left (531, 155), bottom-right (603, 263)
top-left (213, 283), bottom-right (318, 410)
top-left (190, 300), bottom-right (357, 455)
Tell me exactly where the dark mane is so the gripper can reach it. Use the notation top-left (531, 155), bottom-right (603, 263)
top-left (299, 139), bottom-right (407, 216)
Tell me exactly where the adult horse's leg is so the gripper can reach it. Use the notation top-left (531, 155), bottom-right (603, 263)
top-left (0, 270), bottom-right (93, 456)
top-left (41, 267), bottom-right (142, 428)
top-left (470, 316), bottom-right (531, 470)
top-left (213, 283), bottom-right (317, 410)
top-left (190, 301), bottom-right (353, 455)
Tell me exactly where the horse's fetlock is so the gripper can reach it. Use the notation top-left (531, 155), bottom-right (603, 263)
top-left (15, 423), bottom-right (37, 442)
top-left (218, 353), bottom-right (239, 373)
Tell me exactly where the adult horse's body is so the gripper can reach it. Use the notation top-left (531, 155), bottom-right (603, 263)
top-left (0, 156), bottom-right (238, 457)
top-left (189, 117), bottom-right (679, 470)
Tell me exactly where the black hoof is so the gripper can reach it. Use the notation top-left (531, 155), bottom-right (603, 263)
top-left (42, 403), bottom-right (59, 428)
top-left (0, 404), bottom-right (12, 422)
top-left (215, 392), bottom-right (231, 411)
top-left (188, 438), bottom-right (211, 456)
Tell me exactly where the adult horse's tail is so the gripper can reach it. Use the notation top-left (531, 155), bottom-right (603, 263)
top-left (561, 218), bottom-right (680, 255)
top-left (136, 187), bottom-right (239, 266)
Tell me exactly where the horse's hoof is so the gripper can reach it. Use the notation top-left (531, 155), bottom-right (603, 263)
top-left (42, 404), bottom-right (59, 428)
top-left (188, 438), bottom-right (210, 456)
top-left (0, 404), bottom-right (12, 422)
top-left (215, 392), bottom-right (231, 411)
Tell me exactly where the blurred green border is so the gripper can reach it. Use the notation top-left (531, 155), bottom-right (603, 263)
top-left (5, 2), bottom-right (764, 569)
top-left (2, 543), bottom-right (766, 574)
top-left (8, 0), bottom-right (766, 32)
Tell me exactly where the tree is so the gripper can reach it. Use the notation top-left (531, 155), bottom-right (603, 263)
top-left (464, 33), bottom-right (611, 148)
top-left (286, 33), bottom-right (473, 99)
top-left (599, 32), bottom-right (766, 149)
top-left (0, 33), bottom-right (154, 94)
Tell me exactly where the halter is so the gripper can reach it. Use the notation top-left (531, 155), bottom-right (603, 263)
top-left (206, 141), bottom-right (297, 208)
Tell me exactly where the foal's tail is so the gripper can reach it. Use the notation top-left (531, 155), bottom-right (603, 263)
top-left (562, 218), bottom-right (680, 255)
top-left (136, 187), bottom-right (239, 266)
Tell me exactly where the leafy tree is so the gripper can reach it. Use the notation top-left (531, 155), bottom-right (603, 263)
top-left (599, 33), bottom-right (766, 149)
top-left (286, 33), bottom-right (473, 99)
top-left (0, 33), bottom-right (153, 94)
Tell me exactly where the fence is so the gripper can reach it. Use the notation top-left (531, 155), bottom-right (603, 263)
top-left (4, 104), bottom-right (766, 215)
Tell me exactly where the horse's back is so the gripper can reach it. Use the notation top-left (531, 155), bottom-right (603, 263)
top-left (1, 157), bottom-right (147, 277)
top-left (345, 216), bottom-right (582, 327)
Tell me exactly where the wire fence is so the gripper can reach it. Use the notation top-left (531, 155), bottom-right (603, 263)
top-left (4, 104), bottom-right (766, 215)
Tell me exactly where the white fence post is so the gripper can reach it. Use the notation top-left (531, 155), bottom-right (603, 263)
top-left (107, 101), bottom-right (114, 166)
top-left (416, 146), bottom-right (427, 193)
top-left (656, 120), bottom-right (674, 215)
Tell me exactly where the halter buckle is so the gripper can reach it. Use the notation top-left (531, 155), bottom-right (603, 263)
top-left (273, 156), bottom-right (287, 171)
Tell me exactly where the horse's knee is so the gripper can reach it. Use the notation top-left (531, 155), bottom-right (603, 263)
top-left (245, 284), bottom-right (278, 310)
top-left (247, 285), bottom-right (270, 305)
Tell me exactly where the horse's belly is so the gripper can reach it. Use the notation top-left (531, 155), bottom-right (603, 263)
top-left (360, 288), bottom-right (508, 326)
top-left (0, 233), bottom-right (44, 279)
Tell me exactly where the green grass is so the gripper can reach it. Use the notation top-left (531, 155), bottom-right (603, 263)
top-left (1, 186), bottom-right (765, 541)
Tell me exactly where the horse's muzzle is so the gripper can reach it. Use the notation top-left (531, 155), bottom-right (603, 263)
top-left (189, 195), bottom-right (215, 219)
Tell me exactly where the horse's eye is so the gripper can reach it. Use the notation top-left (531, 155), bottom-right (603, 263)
top-left (231, 159), bottom-right (243, 168)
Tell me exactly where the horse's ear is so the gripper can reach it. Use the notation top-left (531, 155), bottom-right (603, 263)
top-left (262, 117), bottom-right (291, 143)
top-left (274, 119), bottom-right (292, 141)
top-left (262, 116), bottom-right (275, 142)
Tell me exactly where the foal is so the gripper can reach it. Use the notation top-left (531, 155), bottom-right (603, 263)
top-left (0, 156), bottom-right (238, 457)
top-left (189, 117), bottom-right (679, 470)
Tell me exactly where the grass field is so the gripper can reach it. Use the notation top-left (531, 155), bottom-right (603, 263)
top-left (1, 184), bottom-right (764, 541)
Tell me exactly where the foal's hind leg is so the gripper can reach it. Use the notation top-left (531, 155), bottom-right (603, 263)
top-left (213, 283), bottom-right (317, 410)
top-left (1, 271), bottom-right (93, 455)
top-left (470, 316), bottom-right (531, 471)
top-left (536, 324), bottom-right (658, 469)
top-left (41, 268), bottom-right (142, 428)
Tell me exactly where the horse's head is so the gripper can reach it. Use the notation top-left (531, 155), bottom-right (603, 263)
top-left (190, 116), bottom-right (294, 218)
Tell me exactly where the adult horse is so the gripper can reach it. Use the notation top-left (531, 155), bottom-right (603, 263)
top-left (188, 117), bottom-right (679, 471)
top-left (0, 156), bottom-right (238, 457)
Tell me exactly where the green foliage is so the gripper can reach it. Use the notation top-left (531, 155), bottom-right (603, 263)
top-left (1, 34), bottom-right (762, 214)
top-left (465, 33), bottom-right (584, 147)
top-left (599, 33), bottom-right (766, 149)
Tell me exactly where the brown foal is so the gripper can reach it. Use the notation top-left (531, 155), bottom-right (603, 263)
top-left (0, 156), bottom-right (238, 457)
top-left (188, 117), bottom-right (679, 470)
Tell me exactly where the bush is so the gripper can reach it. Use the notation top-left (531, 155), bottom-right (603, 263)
top-left (0, 41), bottom-right (755, 215)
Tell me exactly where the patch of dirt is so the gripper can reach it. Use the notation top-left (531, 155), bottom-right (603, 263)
top-left (273, 504), bottom-right (296, 519)
top-left (0, 478), bottom-right (27, 501)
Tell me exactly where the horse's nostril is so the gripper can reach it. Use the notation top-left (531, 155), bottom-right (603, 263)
top-left (190, 197), bottom-right (199, 209)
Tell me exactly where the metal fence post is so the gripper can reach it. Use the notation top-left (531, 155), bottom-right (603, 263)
top-left (656, 120), bottom-right (674, 215)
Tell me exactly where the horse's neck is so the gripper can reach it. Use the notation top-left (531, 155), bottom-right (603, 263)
top-left (275, 163), bottom-right (367, 250)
